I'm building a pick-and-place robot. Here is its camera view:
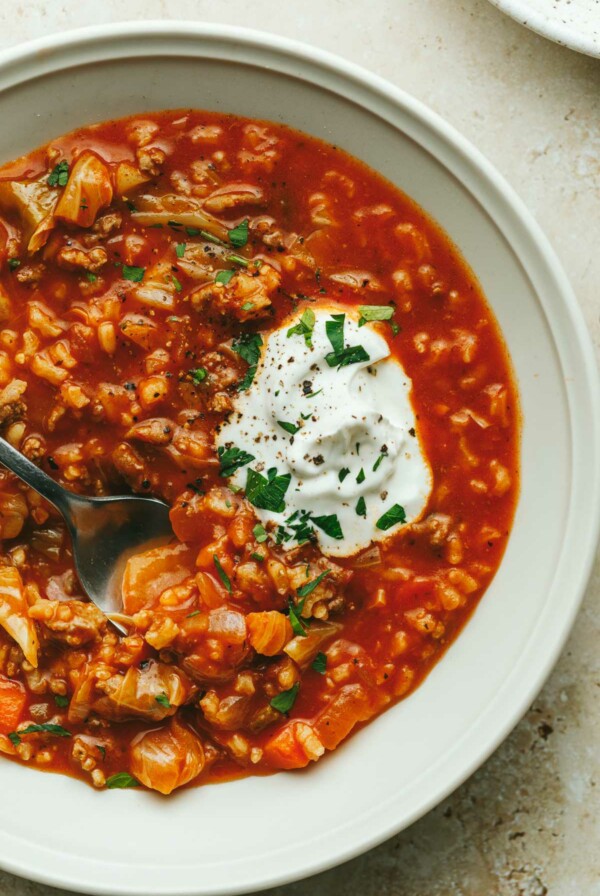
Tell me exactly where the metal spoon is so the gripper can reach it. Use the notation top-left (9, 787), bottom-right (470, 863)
top-left (0, 437), bottom-right (173, 633)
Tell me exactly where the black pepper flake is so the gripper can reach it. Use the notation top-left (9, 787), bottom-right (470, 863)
top-left (47, 456), bottom-right (59, 470)
top-left (302, 380), bottom-right (313, 395)
top-left (141, 479), bottom-right (151, 489)
top-left (408, 427), bottom-right (416, 437)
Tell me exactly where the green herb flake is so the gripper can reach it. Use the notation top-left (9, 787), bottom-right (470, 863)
top-left (227, 253), bottom-right (249, 268)
top-left (17, 723), bottom-right (71, 738)
top-left (338, 467), bottom-right (350, 482)
top-left (54, 695), bottom-right (69, 708)
top-left (250, 551), bottom-right (264, 562)
top-left (121, 265), bottom-right (145, 282)
top-left (170, 274), bottom-right (183, 293)
top-left (312, 514), bottom-right (344, 540)
top-left (270, 682), bottom-right (300, 715)
top-left (373, 453), bottom-right (386, 472)
top-left (213, 555), bottom-right (232, 593)
top-left (155, 693), bottom-right (171, 709)
top-left (376, 503), bottom-right (407, 531)
top-left (175, 242), bottom-right (186, 258)
top-left (196, 228), bottom-right (228, 246)
top-left (277, 420), bottom-right (300, 435)
top-left (241, 302), bottom-right (254, 311)
top-left (356, 496), bottom-right (367, 517)
top-left (253, 523), bottom-right (268, 543)
top-left (232, 332), bottom-right (263, 391)
top-left (47, 159), bottom-right (69, 187)
top-left (85, 271), bottom-right (98, 284)
top-left (215, 269), bottom-right (236, 286)
top-left (325, 313), bottom-right (345, 356)
top-left (245, 467), bottom-right (291, 513)
top-left (217, 445), bottom-right (255, 478)
top-left (228, 218), bottom-right (249, 248)
top-left (286, 308), bottom-right (316, 349)
top-left (106, 772), bottom-right (140, 790)
top-left (297, 570), bottom-right (330, 598)
top-left (324, 312), bottom-right (370, 369)
top-left (391, 321), bottom-right (400, 336)
top-left (8, 732), bottom-right (20, 746)
top-left (312, 652), bottom-right (327, 675)
top-left (8, 258), bottom-right (20, 270)
top-left (186, 610), bottom-right (201, 618)
top-left (356, 467), bottom-right (366, 484)
top-left (288, 598), bottom-right (308, 638)
top-left (358, 304), bottom-right (394, 327)
top-left (189, 367), bottom-right (208, 384)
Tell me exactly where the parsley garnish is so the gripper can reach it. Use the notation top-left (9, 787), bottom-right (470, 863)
top-left (277, 420), bottom-right (300, 435)
top-left (186, 610), bottom-right (201, 618)
top-left (241, 302), bottom-right (254, 311)
top-left (215, 269), bottom-right (236, 286)
top-left (312, 514), bottom-right (344, 540)
top-left (54, 695), bottom-right (69, 708)
top-left (245, 467), bottom-right (291, 513)
top-left (253, 523), bottom-right (268, 543)
top-left (218, 445), bottom-right (255, 477)
top-left (356, 496), bottom-right (367, 517)
top-left (373, 452), bottom-right (386, 472)
top-left (287, 308), bottom-right (316, 349)
top-left (213, 555), bottom-right (232, 593)
top-left (227, 253), bottom-right (249, 267)
top-left (170, 274), bottom-right (183, 293)
top-left (190, 367), bottom-right (207, 384)
top-left (228, 219), bottom-right (249, 248)
top-left (231, 332), bottom-right (263, 391)
top-left (15, 723), bottom-right (71, 738)
top-left (376, 503), bottom-right (407, 530)
top-left (8, 732), bottom-right (20, 746)
top-left (122, 265), bottom-right (145, 282)
top-left (325, 313), bottom-right (370, 368)
top-left (358, 304), bottom-right (395, 327)
top-left (338, 468), bottom-right (350, 482)
top-left (197, 228), bottom-right (228, 245)
top-left (47, 160), bottom-right (69, 187)
top-left (312, 652), bottom-right (327, 675)
top-left (297, 570), bottom-right (330, 598)
top-left (175, 242), bottom-right (186, 258)
top-left (251, 551), bottom-right (264, 562)
top-left (155, 693), bottom-right (171, 709)
top-left (356, 468), bottom-right (365, 484)
top-left (288, 597), bottom-right (308, 637)
top-left (85, 272), bottom-right (97, 283)
top-left (106, 772), bottom-right (140, 790)
top-left (270, 682), bottom-right (300, 714)
top-left (8, 259), bottom-right (20, 270)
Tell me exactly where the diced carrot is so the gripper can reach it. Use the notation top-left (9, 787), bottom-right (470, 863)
top-left (312, 684), bottom-right (373, 751)
top-left (0, 675), bottom-right (26, 734)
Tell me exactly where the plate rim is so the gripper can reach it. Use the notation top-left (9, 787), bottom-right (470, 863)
top-left (487, 0), bottom-right (600, 57)
top-left (0, 20), bottom-right (597, 896)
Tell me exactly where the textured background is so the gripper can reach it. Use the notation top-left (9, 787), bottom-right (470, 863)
top-left (0, 2), bottom-right (599, 894)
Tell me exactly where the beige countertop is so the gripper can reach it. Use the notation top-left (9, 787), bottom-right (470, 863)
top-left (0, 1), bottom-right (598, 894)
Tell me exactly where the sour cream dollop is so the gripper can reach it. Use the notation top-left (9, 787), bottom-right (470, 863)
top-left (217, 308), bottom-right (432, 557)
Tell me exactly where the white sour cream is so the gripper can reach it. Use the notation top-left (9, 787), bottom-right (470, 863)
top-left (216, 307), bottom-right (432, 557)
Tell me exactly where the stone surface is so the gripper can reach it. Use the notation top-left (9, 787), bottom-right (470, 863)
top-left (0, 1), bottom-right (598, 894)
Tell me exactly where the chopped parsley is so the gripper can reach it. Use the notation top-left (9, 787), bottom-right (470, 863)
top-left (8, 258), bottom-right (20, 270)
top-left (14, 723), bottom-right (71, 738)
top-left (85, 271), bottom-right (98, 283)
top-left (311, 652), bottom-right (327, 675)
top-left (373, 452), bottom-right (387, 472)
top-left (186, 610), bottom-right (201, 618)
top-left (231, 332), bottom-right (263, 391)
top-left (218, 445), bottom-right (255, 477)
top-left (245, 467), bottom-right (291, 513)
top-left (155, 693), bottom-right (171, 709)
top-left (270, 682), bottom-right (300, 715)
top-left (106, 772), bottom-right (140, 790)
top-left (8, 732), bottom-right (20, 746)
top-left (251, 552), bottom-right (264, 562)
top-left (356, 496), bottom-right (367, 517)
top-left (241, 301), bottom-right (254, 311)
top-left (376, 503), bottom-right (407, 530)
top-left (277, 420), bottom-right (300, 435)
top-left (228, 218), bottom-right (249, 248)
top-left (54, 695), bottom-right (69, 708)
top-left (356, 468), bottom-right (366, 484)
top-left (312, 513), bottom-right (344, 540)
top-left (170, 274), bottom-right (183, 293)
top-left (297, 570), bottom-right (330, 598)
top-left (47, 160), bottom-right (69, 187)
top-left (253, 523), bottom-right (268, 543)
top-left (189, 367), bottom-right (207, 384)
top-left (121, 265), bottom-right (145, 282)
top-left (215, 269), bottom-right (236, 285)
top-left (175, 242), bottom-right (186, 258)
top-left (213, 555), bottom-right (232, 593)
top-left (227, 253), bottom-right (249, 267)
top-left (325, 313), bottom-right (370, 369)
top-left (357, 304), bottom-right (395, 327)
top-left (338, 467), bottom-right (350, 482)
top-left (288, 597), bottom-right (308, 637)
top-left (287, 308), bottom-right (316, 349)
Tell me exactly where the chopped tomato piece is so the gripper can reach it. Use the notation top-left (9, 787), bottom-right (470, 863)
top-left (0, 675), bottom-right (26, 734)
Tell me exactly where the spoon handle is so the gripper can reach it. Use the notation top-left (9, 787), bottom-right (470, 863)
top-left (0, 436), bottom-right (75, 523)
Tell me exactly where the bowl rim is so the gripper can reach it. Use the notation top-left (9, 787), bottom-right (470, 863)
top-left (0, 20), bottom-right (598, 896)
top-left (487, 0), bottom-right (600, 58)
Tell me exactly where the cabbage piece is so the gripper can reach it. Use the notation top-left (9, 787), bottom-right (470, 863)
top-left (121, 542), bottom-right (195, 614)
top-left (131, 194), bottom-right (229, 242)
top-left (55, 151), bottom-right (113, 228)
top-left (130, 718), bottom-right (205, 794)
top-left (284, 620), bottom-right (342, 669)
top-left (133, 259), bottom-right (178, 310)
top-left (114, 161), bottom-right (152, 197)
top-left (0, 176), bottom-right (58, 253)
top-left (0, 565), bottom-right (39, 667)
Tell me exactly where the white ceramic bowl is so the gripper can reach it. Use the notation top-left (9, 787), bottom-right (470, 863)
top-left (488, 0), bottom-right (600, 57)
top-left (0, 22), bottom-right (598, 896)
